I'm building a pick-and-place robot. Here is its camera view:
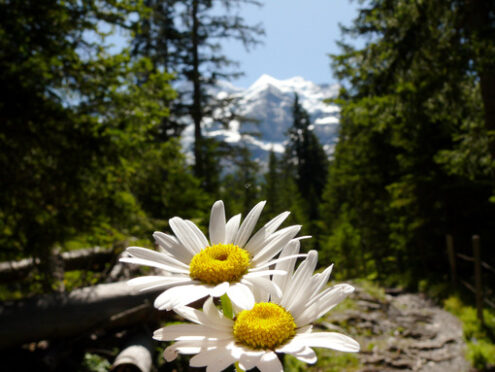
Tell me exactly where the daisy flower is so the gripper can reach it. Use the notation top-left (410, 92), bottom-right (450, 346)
top-left (154, 241), bottom-right (359, 372)
top-left (120, 200), bottom-right (302, 310)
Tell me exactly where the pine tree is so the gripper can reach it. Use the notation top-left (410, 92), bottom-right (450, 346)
top-left (132, 0), bottom-right (186, 140)
top-left (286, 94), bottom-right (329, 220)
top-left (262, 150), bottom-right (283, 216)
top-left (0, 0), bottom-right (175, 287)
top-left (131, 0), bottom-right (264, 192)
top-left (220, 142), bottom-right (260, 215)
top-left (322, 0), bottom-right (495, 280)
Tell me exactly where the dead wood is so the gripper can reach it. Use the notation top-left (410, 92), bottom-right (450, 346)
top-left (0, 281), bottom-right (167, 349)
top-left (111, 331), bottom-right (154, 372)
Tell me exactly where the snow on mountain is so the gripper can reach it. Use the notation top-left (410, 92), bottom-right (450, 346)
top-left (182, 74), bottom-right (340, 165)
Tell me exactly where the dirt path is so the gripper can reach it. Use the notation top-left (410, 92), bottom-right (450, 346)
top-left (326, 286), bottom-right (471, 371)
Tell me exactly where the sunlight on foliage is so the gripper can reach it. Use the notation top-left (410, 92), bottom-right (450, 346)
top-left (444, 296), bottom-right (495, 370)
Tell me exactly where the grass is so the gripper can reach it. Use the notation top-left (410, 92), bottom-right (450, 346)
top-left (284, 350), bottom-right (361, 372)
top-left (444, 295), bottom-right (495, 370)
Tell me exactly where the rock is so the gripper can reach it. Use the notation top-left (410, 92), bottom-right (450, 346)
top-left (326, 286), bottom-right (471, 372)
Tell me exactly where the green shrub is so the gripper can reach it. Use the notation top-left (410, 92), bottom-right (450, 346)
top-left (80, 353), bottom-right (111, 372)
top-left (467, 340), bottom-right (495, 370)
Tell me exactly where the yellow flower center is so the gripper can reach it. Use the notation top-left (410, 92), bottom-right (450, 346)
top-left (233, 303), bottom-right (296, 349)
top-left (189, 244), bottom-right (250, 285)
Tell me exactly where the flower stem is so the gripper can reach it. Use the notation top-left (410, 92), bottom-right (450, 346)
top-left (235, 361), bottom-right (245, 372)
top-left (220, 293), bottom-right (233, 319)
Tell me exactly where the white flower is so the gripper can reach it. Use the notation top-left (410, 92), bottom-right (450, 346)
top-left (154, 241), bottom-right (359, 372)
top-left (120, 200), bottom-right (302, 310)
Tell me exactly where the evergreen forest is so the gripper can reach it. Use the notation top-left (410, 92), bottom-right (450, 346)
top-left (1, 0), bottom-right (495, 371)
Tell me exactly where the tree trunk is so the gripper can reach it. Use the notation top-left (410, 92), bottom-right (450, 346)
top-left (0, 247), bottom-right (116, 283)
top-left (111, 331), bottom-right (154, 372)
top-left (191, 0), bottom-right (203, 181)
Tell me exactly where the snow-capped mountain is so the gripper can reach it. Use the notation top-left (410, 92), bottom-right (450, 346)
top-left (182, 74), bottom-right (340, 164)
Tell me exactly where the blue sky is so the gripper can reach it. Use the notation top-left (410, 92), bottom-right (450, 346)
top-left (220, 0), bottom-right (361, 88)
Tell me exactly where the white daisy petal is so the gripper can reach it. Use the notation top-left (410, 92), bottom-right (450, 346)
top-left (154, 284), bottom-right (210, 311)
top-left (310, 265), bottom-right (334, 297)
top-left (153, 231), bottom-right (193, 263)
top-left (242, 278), bottom-right (270, 303)
top-left (245, 211), bottom-right (290, 255)
top-left (185, 219), bottom-right (210, 248)
top-left (174, 304), bottom-right (233, 329)
top-left (119, 256), bottom-right (189, 275)
top-left (249, 253), bottom-right (307, 272)
top-left (224, 213), bottom-right (241, 244)
top-left (169, 217), bottom-right (204, 254)
top-left (209, 200), bottom-right (226, 245)
top-left (242, 277), bottom-right (282, 299)
top-left (127, 276), bottom-right (193, 292)
top-left (244, 269), bottom-right (288, 278)
top-left (252, 225), bottom-right (302, 265)
top-left (153, 324), bottom-right (232, 341)
top-left (257, 351), bottom-right (283, 372)
top-left (227, 282), bottom-right (255, 310)
top-left (291, 332), bottom-right (360, 353)
top-left (272, 240), bottom-right (300, 303)
top-left (164, 339), bottom-right (214, 361)
top-left (126, 246), bottom-right (190, 270)
top-left (295, 235), bottom-right (312, 241)
top-left (263, 211), bottom-right (291, 233)
top-left (203, 296), bottom-right (233, 326)
top-left (209, 281), bottom-right (229, 297)
top-left (190, 342), bottom-right (238, 372)
top-left (234, 201), bottom-right (266, 247)
top-left (239, 354), bottom-right (262, 371)
top-left (295, 284), bottom-right (355, 326)
top-left (291, 346), bottom-right (317, 364)
top-left (281, 250), bottom-right (318, 311)
top-left (275, 341), bottom-right (306, 354)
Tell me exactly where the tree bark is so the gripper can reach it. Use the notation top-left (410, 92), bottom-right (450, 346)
top-left (0, 281), bottom-right (167, 349)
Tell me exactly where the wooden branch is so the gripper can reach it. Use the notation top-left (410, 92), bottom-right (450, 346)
top-left (0, 247), bottom-right (115, 282)
top-left (0, 281), bottom-right (167, 349)
top-left (481, 261), bottom-right (495, 276)
top-left (460, 279), bottom-right (476, 294)
top-left (111, 331), bottom-right (154, 372)
top-left (456, 252), bottom-right (474, 263)
top-left (456, 253), bottom-right (495, 276)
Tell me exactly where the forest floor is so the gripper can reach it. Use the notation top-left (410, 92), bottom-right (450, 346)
top-left (323, 283), bottom-right (472, 372)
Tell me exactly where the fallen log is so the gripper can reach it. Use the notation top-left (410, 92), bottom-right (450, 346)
top-left (0, 281), bottom-right (167, 349)
top-left (112, 331), bottom-right (154, 372)
top-left (0, 247), bottom-right (116, 282)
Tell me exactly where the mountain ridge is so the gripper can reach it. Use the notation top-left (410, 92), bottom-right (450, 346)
top-left (181, 74), bottom-right (340, 164)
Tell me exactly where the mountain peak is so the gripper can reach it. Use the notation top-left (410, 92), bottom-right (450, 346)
top-left (250, 74), bottom-right (282, 89)
top-left (250, 74), bottom-right (311, 91)
top-left (183, 75), bottom-right (340, 164)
